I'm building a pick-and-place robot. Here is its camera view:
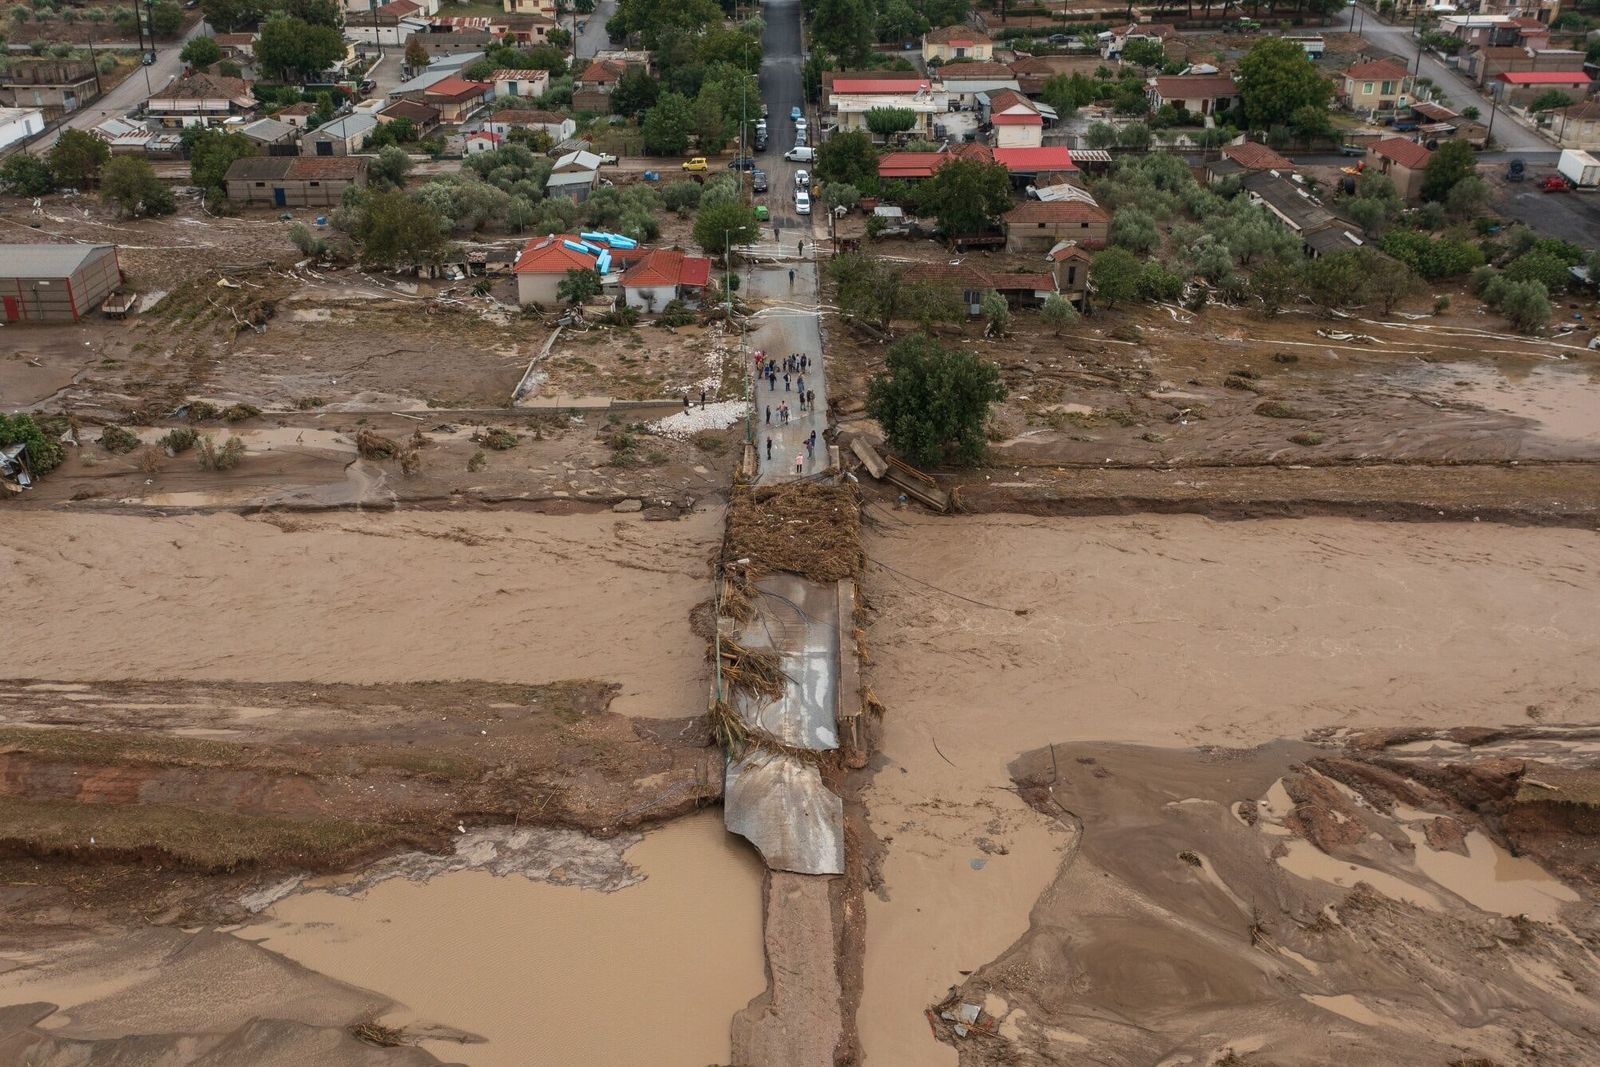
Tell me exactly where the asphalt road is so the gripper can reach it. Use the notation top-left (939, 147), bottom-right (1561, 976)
top-left (757, 0), bottom-right (814, 240)
top-left (1337, 4), bottom-right (1546, 152)
top-left (575, 0), bottom-right (617, 61)
top-left (29, 20), bottom-right (207, 154)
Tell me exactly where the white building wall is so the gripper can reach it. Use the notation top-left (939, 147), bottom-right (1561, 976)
top-left (0, 107), bottom-right (45, 151)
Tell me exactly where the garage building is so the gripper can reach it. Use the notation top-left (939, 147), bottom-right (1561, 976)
top-left (224, 155), bottom-right (369, 208)
top-left (0, 243), bottom-right (121, 323)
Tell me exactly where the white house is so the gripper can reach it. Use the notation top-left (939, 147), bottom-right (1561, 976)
top-left (828, 77), bottom-right (949, 139)
top-left (620, 249), bottom-right (711, 312)
top-left (484, 68), bottom-right (551, 100)
top-left (0, 106), bottom-right (45, 151)
top-left (484, 108), bottom-right (575, 143)
top-left (465, 129), bottom-right (504, 154)
top-left (981, 88), bottom-right (1043, 148)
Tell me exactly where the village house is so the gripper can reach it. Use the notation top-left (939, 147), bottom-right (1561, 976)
top-left (377, 98), bottom-right (442, 136)
top-left (1242, 171), bottom-right (1365, 258)
top-left (237, 117), bottom-right (299, 154)
top-left (1550, 99), bottom-right (1600, 149)
top-left (1146, 74), bottom-right (1239, 118)
top-left (1101, 23), bottom-right (1177, 61)
top-left (502, 0), bottom-right (554, 13)
top-left (1462, 45), bottom-right (1587, 88)
top-left (937, 62), bottom-right (1020, 107)
top-left (0, 106), bottom-right (44, 152)
top-left (512, 232), bottom-right (643, 305)
top-left (422, 76), bottom-right (491, 123)
top-left (992, 145), bottom-right (1075, 182)
top-left (145, 72), bottom-right (254, 128)
top-left (546, 149), bottom-right (602, 201)
top-left (1203, 140), bottom-right (1295, 183)
top-left (275, 101), bottom-right (319, 129)
top-left (305, 112), bottom-right (378, 156)
top-left (465, 129), bottom-right (503, 154)
top-left (484, 68), bottom-right (551, 100)
top-left (922, 25), bottom-right (993, 64)
top-left (573, 58), bottom-right (628, 113)
top-left (415, 29), bottom-right (497, 60)
top-left (213, 33), bottom-right (257, 61)
top-left (344, 3), bottom-right (430, 47)
top-left (982, 89), bottom-right (1044, 148)
top-left (0, 243), bottom-right (122, 323)
top-left (1341, 59), bottom-right (1414, 118)
top-left (1045, 242), bottom-right (1092, 306)
top-left (1001, 199), bottom-right (1110, 254)
top-left (0, 59), bottom-right (100, 121)
top-left (829, 77), bottom-right (948, 139)
top-left (1496, 70), bottom-right (1595, 110)
top-left (224, 155), bottom-right (368, 208)
top-left (897, 262), bottom-right (1056, 315)
top-left (483, 108), bottom-right (575, 143)
top-left (1366, 137), bottom-right (1433, 201)
top-left (620, 249), bottom-right (712, 312)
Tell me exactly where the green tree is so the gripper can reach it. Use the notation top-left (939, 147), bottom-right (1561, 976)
top-left (876, 0), bottom-right (926, 42)
top-left (642, 91), bottom-right (695, 155)
top-left (611, 64), bottom-right (659, 118)
top-left (897, 278), bottom-right (962, 330)
top-left (815, 128), bottom-right (879, 189)
top-left (981, 290), bottom-right (1008, 337)
top-left (1287, 104), bottom-right (1333, 144)
top-left (812, 0), bottom-right (871, 67)
top-left (369, 144), bottom-right (413, 190)
top-left (355, 189), bottom-right (449, 266)
top-left (557, 266), bottom-right (602, 304)
top-left (1420, 139), bottom-right (1476, 203)
top-left (1118, 121), bottom-right (1152, 150)
top-left (823, 182), bottom-right (860, 212)
top-left (1090, 246), bottom-right (1142, 308)
top-left (48, 128), bottom-right (109, 188)
top-left (200, 0), bottom-right (261, 32)
top-left (1040, 292), bottom-right (1079, 334)
top-left (1250, 253), bottom-right (1303, 316)
top-left (865, 332), bottom-right (1005, 467)
top-left (1084, 121), bottom-right (1119, 150)
top-left (404, 35), bottom-right (429, 69)
top-left (1235, 36), bottom-right (1331, 131)
top-left (831, 250), bottom-right (900, 330)
top-left (1504, 250), bottom-right (1572, 291)
top-left (0, 152), bottom-right (55, 195)
top-left (181, 35), bottom-right (221, 68)
top-left (1110, 207), bottom-right (1159, 253)
top-left (692, 84), bottom-right (728, 151)
top-left (256, 15), bottom-right (345, 81)
top-left (149, 0), bottom-right (181, 37)
top-left (1121, 38), bottom-right (1165, 73)
top-left (1528, 89), bottom-right (1574, 114)
top-left (693, 200), bottom-right (760, 257)
top-left (0, 413), bottom-right (64, 476)
top-left (188, 128), bottom-right (253, 193)
top-left (1497, 279), bottom-right (1552, 334)
top-left (1444, 175), bottom-right (1489, 219)
top-left (915, 157), bottom-right (1010, 237)
top-left (864, 106), bottom-right (916, 138)
top-left (100, 156), bottom-right (175, 217)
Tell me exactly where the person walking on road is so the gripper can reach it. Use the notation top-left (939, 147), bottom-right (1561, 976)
top-left (682, 392), bottom-right (690, 411)
top-left (699, 390), bottom-right (706, 408)
top-left (766, 437), bottom-right (772, 461)
top-left (805, 437), bottom-right (814, 460)
top-left (765, 405), bottom-right (771, 425)
top-left (806, 388), bottom-right (815, 410)
top-left (784, 373), bottom-right (791, 392)
top-left (789, 268), bottom-right (795, 285)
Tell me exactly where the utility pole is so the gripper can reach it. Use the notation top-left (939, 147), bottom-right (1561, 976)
top-left (86, 30), bottom-right (103, 97)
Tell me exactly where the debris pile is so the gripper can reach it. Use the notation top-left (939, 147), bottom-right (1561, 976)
top-left (723, 482), bottom-right (863, 583)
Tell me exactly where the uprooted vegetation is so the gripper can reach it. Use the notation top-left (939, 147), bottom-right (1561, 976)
top-left (724, 482), bottom-right (863, 583)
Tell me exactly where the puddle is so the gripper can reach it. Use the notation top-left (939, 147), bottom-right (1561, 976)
top-left (252, 812), bottom-right (764, 1066)
top-left (1274, 838), bottom-right (1443, 910)
top-left (1302, 993), bottom-right (1384, 1027)
top-left (1410, 362), bottom-right (1600, 444)
top-left (1402, 826), bottom-right (1578, 922)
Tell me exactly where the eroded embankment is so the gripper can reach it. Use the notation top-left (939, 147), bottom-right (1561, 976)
top-left (0, 678), bottom-right (720, 925)
top-left (930, 734), bottom-right (1600, 1065)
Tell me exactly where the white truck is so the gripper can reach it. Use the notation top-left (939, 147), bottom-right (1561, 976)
top-left (1556, 149), bottom-right (1600, 190)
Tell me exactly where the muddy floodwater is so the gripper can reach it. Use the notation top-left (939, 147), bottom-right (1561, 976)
top-left (860, 515), bottom-right (1600, 1064)
top-left (252, 812), bottom-right (765, 1066)
top-left (1409, 360), bottom-right (1600, 447)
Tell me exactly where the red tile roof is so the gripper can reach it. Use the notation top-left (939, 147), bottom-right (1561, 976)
top-left (578, 58), bottom-right (627, 83)
top-left (925, 25), bottom-right (992, 46)
top-left (425, 76), bottom-right (490, 99)
top-left (992, 112), bottom-right (1042, 126)
top-left (490, 108), bottom-right (567, 124)
top-left (936, 61), bottom-right (1016, 78)
top-left (278, 101), bottom-right (316, 115)
top-left (1222, 141), bottom-right (1295, 171)
top-left (1004, 200), bottom-right (1109, 225)
top-left (986, 88), bottom-right (1035, 113)
top-left (993, 146), bottom-right (1076, 172)
top-left (1151, 75), bottom-right (1237, 100)
top-left (1369, 136), bottom-right (1432, 170)
top-left (622, 249), bottom-right (711, 288)
top-left (1344, 59), bottom-right (1410, 81)
top-left (514, 234), bottom-right (602, 274)
top-left (986, 272), bottom-right (1055, 291)
top-left (1498, 70), bottom-right (1592, 84)
top-left (467, 130), bottom-right (502, 143)
top-left (283, 156), bottom-right (369, 180)
top-left (833, 78), bottom-right (934, 94)
top-left (878, 151), bottom-right (946, 179)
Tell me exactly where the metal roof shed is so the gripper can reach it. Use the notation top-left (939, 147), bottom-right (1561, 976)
top-left (0, 243), bottom-right (121, 323)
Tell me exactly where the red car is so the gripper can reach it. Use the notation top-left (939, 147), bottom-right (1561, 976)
top-left (1539, 175), bottom-right (1571, 192)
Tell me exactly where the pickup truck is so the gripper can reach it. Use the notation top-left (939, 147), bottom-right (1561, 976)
top-left (596, 153), bottom-right (618, 166)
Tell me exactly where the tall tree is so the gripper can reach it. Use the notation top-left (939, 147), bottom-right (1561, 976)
top-left (181, 36), bottom-right (222, 69)
top-left (915, 157), bottom-right (1012, 237)
top-left (1235, 36), bottom-right (1331, 131)
top-left (611, 64), bottom-right (659, 118)
top-left (692, 200), bottom-right (760, 256)
top-left (816, 129), bottom-right (879, 188)
top-left (812, 0), bottom-right (872, 67)
top-left (864, 107), bottom-right (917, 138)
top-left (356, 190), bottom-right (450, 266)
top-left (48, 128), bottom-right (109, 188)
top-left (865, 333), bottom-right (1005, 467)
top-left (256, 15), bottom-right (346, 81)
top-left (188, 128), bottom-right (254, 193)
top-left (1420, 139), bottom-right (1476, 203)
top-left (100, 157), bottom-right (175, 218)
top-left (642, 92), bottom-right (696, 155)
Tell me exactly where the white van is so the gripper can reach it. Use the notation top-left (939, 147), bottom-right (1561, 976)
top-left (795, 190), bottom-right (811, 214)
top-left (783, 146), bottom-right (814, 162)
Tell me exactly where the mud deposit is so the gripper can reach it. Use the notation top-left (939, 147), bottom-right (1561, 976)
top-left (254, 812), bottom-right (765, 1066)
top-left (0, 510), bottom-right (720, 718)
top-left (859, 515), bottom-right (1600, 1065)
top-left (939, 741), bottom-right (1600, 1066)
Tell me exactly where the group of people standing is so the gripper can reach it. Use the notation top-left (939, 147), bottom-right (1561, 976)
top-left (752, 349), bottom-right (821, 476)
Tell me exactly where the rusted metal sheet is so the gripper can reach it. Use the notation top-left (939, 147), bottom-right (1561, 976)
top-left (724, 751), bottom-right (844, 876)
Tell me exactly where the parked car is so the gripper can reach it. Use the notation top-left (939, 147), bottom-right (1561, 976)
top-left (1506, 158), bottom-right (1526, 182)
top-left (754, 136), bottom-right (768, 152)
top-left (682, 157), bottom-right (708, 171)
top-left (1539, 174), bottom-right (1571, 193)
top-left (790, 106), bottom-right (802, 121)
top-left (795, 118), bottom-right (808, 134)
top-left (752, 168), bottom-right (768, 192)
top-left (1338, 144), bottom-right (1365, 157)
top-left (795, 190), bottom-right (811, 214)
top-left (141, 51), bottom-right (156, 65)
top-left (783, 146), bottom-right (814, 162)
top-left (794, 169), bottom-right (810, 189)
top-left (795, 128), bottom-right (808, 147)
top-left (755, 119), bottom-right (768, 138)
top-left (755, 204), bottom-right (770, 221)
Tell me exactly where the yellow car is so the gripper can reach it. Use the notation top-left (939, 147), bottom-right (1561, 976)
top-left (681, 157), bottom-right (709, 172)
